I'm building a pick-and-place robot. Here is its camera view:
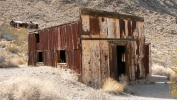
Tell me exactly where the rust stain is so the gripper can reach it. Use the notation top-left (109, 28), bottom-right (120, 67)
top-left (90, 16), bottom-right (100, 35)
top-left (119, 19), bottom-right (125, 38)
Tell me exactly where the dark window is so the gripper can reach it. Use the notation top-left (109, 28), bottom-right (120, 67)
top-left (37, 52), bottom-right (43, 62)
top-left (35, 34), bottom-right (40, 43)
top-left (57, 50), bottom-right (66, 63)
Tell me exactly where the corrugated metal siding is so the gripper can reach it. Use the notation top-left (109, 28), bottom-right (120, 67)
top-left (28, 22), bottom-right (81, 72)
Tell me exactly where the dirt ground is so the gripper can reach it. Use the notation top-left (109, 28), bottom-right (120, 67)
top-left (0, 66), bottom-right (175, 100)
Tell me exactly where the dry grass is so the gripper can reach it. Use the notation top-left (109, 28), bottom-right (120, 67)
top-left (0, 49), bottom-right (26, 68)
top-left (152, 64), bottom-right (177, 80)
top-left (102, 77), bottom-right (125, 95)
top-left (0, 76), bottom-right (61, 100)
top-left (0, 26), bottom-right (28, 62)
top-left (0, 50), bottom-right (18, 68)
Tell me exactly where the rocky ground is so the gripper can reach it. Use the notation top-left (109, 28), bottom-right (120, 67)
top-left (0, 0), bottom-right (177, 99)
top-left (0, 66), bottom-right (175, 100)
top-left (0, 0), bottom-right (177, 66)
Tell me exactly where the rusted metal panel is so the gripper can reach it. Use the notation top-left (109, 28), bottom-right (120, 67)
top-left (28, 53), bottom-right (35, 66)
top-left (42, 29), bottom-right (48, 50)
top-left (72, 22), bottom-right (79, 49)
top-left (74, 50), bottom-right (82, 74)
top-left (56, 27), bottom-right (61, 50)
top-left (28, 33), bottom-right (36, 53)
top-left (90, 16), bottom-right (100, 35)
top-left (63, 25), bottom-right (67, 50)
top-left (65, 25), bottom-right (69, 51)
top-left (50, 28), bottom-right (55, 50)
top-left (107, 18), bottom-right (116, 38)
top-left (81, 15), bottom-right (90, 35)
top-left (67, 51), bottom-right (72, 69)
top-left (119, 19), bottom-right (125, 38)
top-left (69, 25), bottom-right (73, 51)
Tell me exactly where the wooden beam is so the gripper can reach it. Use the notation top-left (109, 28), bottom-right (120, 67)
top-left (80, 8), bottom-right (144, 22)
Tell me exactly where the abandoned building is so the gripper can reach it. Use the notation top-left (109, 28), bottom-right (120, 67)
top-left (10, 20), bottom-right (39, 29)
top-left (28, 8), bottom-right (151, 87)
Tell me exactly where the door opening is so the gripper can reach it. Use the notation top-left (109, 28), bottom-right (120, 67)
top-left (117, 46), bottom-right (126, 79)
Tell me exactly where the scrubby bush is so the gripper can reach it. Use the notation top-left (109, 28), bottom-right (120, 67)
top-left (152, 64), bottom-right (176, 79)
top-left (0, 50), bottom-right (18, 68)
top-left (170, 68), bottom-right (177, 99)
top-left (0, 76), bottom-right (61, 100)
top-left (0, 26), bottom-right (28, 64)
top-left (102, 77), bottom-right (125, 95)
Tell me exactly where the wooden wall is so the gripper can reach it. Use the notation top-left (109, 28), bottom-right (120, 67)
top-left (80, 13), bottom-right (147, 87)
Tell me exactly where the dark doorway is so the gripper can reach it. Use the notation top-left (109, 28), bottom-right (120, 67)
top-left (117, 46), bottom-right (126, 79)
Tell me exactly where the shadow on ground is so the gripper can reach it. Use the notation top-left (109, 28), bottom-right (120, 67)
top-left (129, 75), bottom-right (175, 99)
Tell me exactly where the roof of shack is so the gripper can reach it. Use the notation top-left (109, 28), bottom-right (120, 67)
top-left (80, 8), bottom-right (144, 22)
top-left (29, 8), bottom-right (144, 33)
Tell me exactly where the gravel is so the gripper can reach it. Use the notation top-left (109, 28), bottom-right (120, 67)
top-left (0, 66), bottom-right (175, 100)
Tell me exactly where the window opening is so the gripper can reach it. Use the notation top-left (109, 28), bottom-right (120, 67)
top-left (37, 52), bottom-right (43, 62)
top-left (35, 34), bottom-right (40, 43)
top-left (57, 50), bottom-right (66, 63)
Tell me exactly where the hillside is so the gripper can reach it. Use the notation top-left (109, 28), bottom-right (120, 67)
top-left (1, 0), bottom-right (177, 66)
top-left (0, 0), bottom-right (177, 100)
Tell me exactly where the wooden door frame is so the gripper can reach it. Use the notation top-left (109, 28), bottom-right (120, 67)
top-left (108, 40), bottom-right (130, 80)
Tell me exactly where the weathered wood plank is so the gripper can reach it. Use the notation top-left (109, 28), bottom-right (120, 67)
top-left (107, 18), bottom-right (116, 38)
top-left (115, 19), bottom-right (120, 38)
top-left (100, 40), bottom-right (109, 86)
top-left (125, 20), bottom-right (128, 38)
top-left (99, 17), bottom-right (108, 38)
top-left (90, 40), bottom-right (101, 88)
top-left (81, 15), bottom-right (90, 34)
top-left (80, 8), bottom-right (144, 22)
top-left (81, 40), bottom-right (91, 86)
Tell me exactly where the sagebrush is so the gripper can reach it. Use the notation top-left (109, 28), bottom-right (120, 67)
top-left (0, 76), bottom-right (61, 100)
top-left (102, 77), bottom-right (125, 95)
top-left (0, 26), bottom-right (28, 66)
top-left (170, 68), bottom-right (177, 99)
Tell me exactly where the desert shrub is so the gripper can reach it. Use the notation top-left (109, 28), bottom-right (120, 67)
top-left (0, 50), bottom-right (18, 68)
top-left (102, 77), bottom-right (125, 95)
top-left (0, 26), bottom-right (18, 41)
top-left (0, 26), bottom-right (28, 62)
top-left (0, 76), bottom-right (61, 100)
top-left (170, 68), bottom-right (177, 99)
top-left (152, 64), bottom-right (176, 78)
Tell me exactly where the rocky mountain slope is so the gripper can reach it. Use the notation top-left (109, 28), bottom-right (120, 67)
top-left (0, 0), bottom-right (177, 66)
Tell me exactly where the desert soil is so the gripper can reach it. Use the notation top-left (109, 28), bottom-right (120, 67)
top-left (0, 66), bottom-right (175, 100)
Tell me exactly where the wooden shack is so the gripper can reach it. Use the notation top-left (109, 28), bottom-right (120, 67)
top-left (10, 20), bottom-right (39, 29)
top-left (28, 8), bottom-right (151, 88)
